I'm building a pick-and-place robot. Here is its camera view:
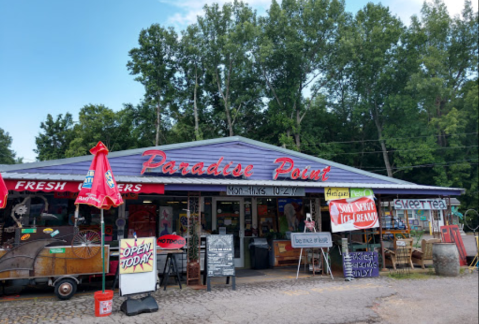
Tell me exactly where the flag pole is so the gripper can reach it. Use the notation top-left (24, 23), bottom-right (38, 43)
top-left (101, 209), bottom-right (105, 293)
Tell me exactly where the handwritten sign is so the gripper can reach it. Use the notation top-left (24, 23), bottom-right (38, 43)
top-left (343, 252), bottom-right (379, 278)
top-left (325, 187), bottom-right (350, 201)
top-left (394, 199), bottom-right (447, 210)
top-left (350, 188), bottom-right (374, 198)
top-left (120, 237), bottom-right (155, 274)
top-left (329, 196), bottom-right (378, 233)
top-left (207, 235), bottom-right (235, 278)
top-left (290, 232), bottom-right (332, 248)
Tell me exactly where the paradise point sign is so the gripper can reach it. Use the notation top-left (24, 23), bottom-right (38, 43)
top-left (141, 150), bottom-right (331, 181)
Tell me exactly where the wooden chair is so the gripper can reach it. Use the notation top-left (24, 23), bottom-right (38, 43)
top-left (384, 238), bottom-right (414, 270)
top-left (411, 238), bottom-right (441, 269)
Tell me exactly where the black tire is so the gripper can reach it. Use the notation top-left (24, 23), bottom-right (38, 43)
top-left (54, 278), bottom-right (77, 300)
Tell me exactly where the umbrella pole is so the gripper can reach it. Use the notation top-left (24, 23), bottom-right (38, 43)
top-left (101, 209), bottom-right (105, 293)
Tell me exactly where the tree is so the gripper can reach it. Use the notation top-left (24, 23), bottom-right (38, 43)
top-left (177, 24), bottom-right (208, 141)
top-left (345, 3), bottom-right (409, 177)
top-left (255, 0), bottom-right (348, 150)
top-left (34, 113), bottom-right (75, 161)
top-left (0, 128), bottom-right (21, 164)
top-left (65, 104), bottom-right (135, 157)
top-left (127, 25), bottom-right (178, 146)
top-left (198, 1), bottom-right (263, 137)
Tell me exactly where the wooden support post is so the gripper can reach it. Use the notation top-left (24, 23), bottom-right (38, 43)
top-left (377, 195), bottom-right (388, 272)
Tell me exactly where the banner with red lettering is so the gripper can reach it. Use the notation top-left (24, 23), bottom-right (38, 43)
top-left (329, 196), bottom-right (378, 233)
top-left (4, 180), bottom-right (164, 194)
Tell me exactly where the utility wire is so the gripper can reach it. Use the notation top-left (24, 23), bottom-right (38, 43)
top-left (301, 132), bottom-right (478, 146)
top-left (358, 159), bottom-right (479, 169)
top-left (358, 161), bottom-right (479, 173)
top-left (314, 145), bottom-right (478, 156)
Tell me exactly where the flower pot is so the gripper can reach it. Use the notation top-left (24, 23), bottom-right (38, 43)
top-left (432, 243), bottom-right (460, 277)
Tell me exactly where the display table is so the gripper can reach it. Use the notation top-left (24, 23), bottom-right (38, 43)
top-left (269, 240), bottom-right (306, 267)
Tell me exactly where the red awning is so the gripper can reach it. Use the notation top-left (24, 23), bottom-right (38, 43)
top-left (4, 179), bottom-right (164, 194)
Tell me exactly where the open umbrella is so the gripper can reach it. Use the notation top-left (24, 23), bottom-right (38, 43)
top-left (75, 141), bottom-right (123, 293)
top-left (0, 173), bottom-right (8, 209)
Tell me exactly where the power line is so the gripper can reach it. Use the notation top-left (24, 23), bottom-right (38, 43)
top-left (358, 159), bottom-right (479, 169)
top-left (301, 132), bottom-right (478, 146)
top-left (358, 161), bottom-right (479, 173)
top-left (315, 145), bottom-right (478, 156)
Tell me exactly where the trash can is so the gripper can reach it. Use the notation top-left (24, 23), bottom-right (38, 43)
top-left (249, 238), bottom-right (270, 269)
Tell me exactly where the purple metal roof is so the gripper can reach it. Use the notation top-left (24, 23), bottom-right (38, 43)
top-left (17, 141), bottom-right (397, 185)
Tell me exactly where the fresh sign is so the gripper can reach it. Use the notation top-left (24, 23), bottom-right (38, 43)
top-left (329, 196), bottom-right (378, 233)
top-left (350, 188), bottom-right (374, 198)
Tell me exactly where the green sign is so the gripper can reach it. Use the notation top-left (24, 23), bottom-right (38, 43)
top-left (350, 188), bottom-right (374, 198)
top-left (49, 248), bottom-right (65, 254)
top-left (21, 228), bottom-right (37, 234)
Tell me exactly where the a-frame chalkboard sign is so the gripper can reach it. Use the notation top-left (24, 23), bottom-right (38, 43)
top-left (206, 235), bottom-right (236, 291)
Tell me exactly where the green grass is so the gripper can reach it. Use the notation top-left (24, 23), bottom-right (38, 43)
top-left (387, 272), bottom-right (436, 280)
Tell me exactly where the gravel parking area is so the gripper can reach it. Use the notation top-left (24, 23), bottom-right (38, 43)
top-left (0, 271), bottom-right (477, 324)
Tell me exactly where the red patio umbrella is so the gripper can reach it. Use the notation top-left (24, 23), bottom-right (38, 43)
top-left (75, 141), bottom-right (123, 293)
top-left (0, 173), bottom-right (8, 209)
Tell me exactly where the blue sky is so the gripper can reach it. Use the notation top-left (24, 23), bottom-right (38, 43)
top-left (0, 0), bottom-right (475, 162)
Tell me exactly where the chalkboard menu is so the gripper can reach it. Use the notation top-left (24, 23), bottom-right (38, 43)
top-left (206, 235), bottom-right (235, 278)
top-left (343, 251), bottom-right (379, 278)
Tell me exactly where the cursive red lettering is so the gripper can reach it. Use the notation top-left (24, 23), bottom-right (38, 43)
top-left (179, 162), bottom-right (189, 175)
top-left (222, 162), bottom-right (233, 176)
top-left (191, 162), bottom-right (205, 175)
top-left (232, 164), bottom-right (243, 177)
top-left (207, 157), bottom-right (224, 176)
top-left (162, 161), bottom-right (177, 175)
top-left (291, 168), bottom-right (300, 179)
top-left (244, 165), bottom-right (254, 177)
top-left (321, 166), bottom-right (331, 181)
top-left (273, 157), bottom-right (294, 180)
top-left (141, 150), bottom-right (166, 175)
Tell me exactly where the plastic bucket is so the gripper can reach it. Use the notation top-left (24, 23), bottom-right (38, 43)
top-left (94, 290), bottom-right (114, 317)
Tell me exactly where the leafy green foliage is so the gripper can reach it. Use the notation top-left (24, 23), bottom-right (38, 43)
top-left (34, 113), bottom-right (75, 161)
top-left (29, 0), bottom-right (477, 213)
top-left (0, 128), bottom-right (21, 164)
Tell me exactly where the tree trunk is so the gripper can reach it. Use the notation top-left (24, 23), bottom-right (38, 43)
top-left (193, 69), bottom-right (200, 141)
top-left (156, 101), bottom-right (161, 146)
top-left (295, 110), bottom-right (301, 151)
top-left (372, 105), bottom-right (393, 177)
top-left (225, 102), bottom-right (234, 137)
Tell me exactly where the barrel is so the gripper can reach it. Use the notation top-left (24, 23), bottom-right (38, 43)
top-left (432, 243), bottom-right (460, 277)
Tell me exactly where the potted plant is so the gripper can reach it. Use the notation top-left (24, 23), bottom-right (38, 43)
top-left (187, 215), bottom-right (201, 284)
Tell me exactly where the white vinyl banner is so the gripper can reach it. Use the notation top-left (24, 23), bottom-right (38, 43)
top-left (329, 196), bottom-right (379, 233)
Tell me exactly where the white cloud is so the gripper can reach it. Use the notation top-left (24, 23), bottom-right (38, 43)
top-left (160, 0), bottom-right (273, 28)
top-left (163, 0), bottom-right (477, 30)
top-left (388, 0), bottom-right (478, 25)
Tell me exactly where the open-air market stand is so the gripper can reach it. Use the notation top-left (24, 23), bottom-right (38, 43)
top-left (0, 136), bottom-right (465, 285)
